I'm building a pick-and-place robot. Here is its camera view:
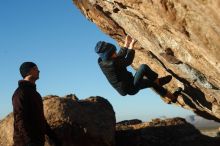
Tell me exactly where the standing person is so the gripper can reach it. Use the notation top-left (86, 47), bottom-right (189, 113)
top-left (12, 62), bottom-right (61, 146)
top-left (95, 35), bottom-right (181, 103)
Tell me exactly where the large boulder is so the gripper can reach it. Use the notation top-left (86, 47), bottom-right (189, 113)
top-left (0, 95), bottom-right (116, 146)
top-left (73, 0), bottom-right (220, 122)
top-left (44, 95), bottom-right (116, 146)
top-left (116, 118), bottom-right (220, 146)
top-left (0, 113), bottom-right (14, 146)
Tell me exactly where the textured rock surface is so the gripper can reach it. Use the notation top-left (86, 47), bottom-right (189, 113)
top-left (0, 114), bottom-right (14, 146)
top-left (73, 0), bottom-right (220, 121)
top-left (116, 118), bottom-right (220, 146)
top-left (0, 95), bottom-right (116, 146)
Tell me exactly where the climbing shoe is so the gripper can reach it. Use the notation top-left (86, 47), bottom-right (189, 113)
top-left (157, 75), bottom-right (172, 86)
top-left (169, 87), bottom-right (183, 103)
top-left (173, 87), bottom-right (183, 97)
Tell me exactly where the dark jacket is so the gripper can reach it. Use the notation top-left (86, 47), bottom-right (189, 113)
top-left (98, 47), bottom-right (135, 96)
top-left (12, 80), bottom-right (56, 146)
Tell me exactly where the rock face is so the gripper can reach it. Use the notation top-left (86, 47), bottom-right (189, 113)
top-left (116, 118), bottom-right (220, 146)
top-left (0, 114), bottom-right (14, 146)
top-left (73, 0), bottom-right (220, 121)
top-left (0, 95), bottom-right (116, 146)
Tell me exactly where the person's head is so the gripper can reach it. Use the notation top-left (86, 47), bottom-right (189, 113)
top-left (95, 41), bottom-right (117, 61)
top-left (19, 62), bottom-right (40, 81)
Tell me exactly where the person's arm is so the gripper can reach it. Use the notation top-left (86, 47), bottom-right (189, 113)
top-left (45, 121), bottom-right (61, 146)
top-left (117, 47), bottom-right (128, 58)
top-left (120, 49), bottom-right (135, 66)
top-left (13, 92), bottom-right (31, 144)
top-left (119, 35), bottom-right (136, 66)
top-left (117, 35), bottom-right (135, 57)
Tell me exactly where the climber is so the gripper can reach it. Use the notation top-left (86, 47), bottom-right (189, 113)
top-left (95, 35), bottom-right (182, 102)
top-left (12, 62), bottom-right (61, 146)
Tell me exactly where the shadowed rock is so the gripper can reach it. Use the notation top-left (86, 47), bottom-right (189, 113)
top-left (116, 118), bottom-right (220, 146)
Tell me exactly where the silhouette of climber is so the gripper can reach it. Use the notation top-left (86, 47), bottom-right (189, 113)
top-left (95, 35), bottom-right (181, 103)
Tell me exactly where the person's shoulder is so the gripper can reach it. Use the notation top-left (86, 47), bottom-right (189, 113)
top-left (12, 86), bottom-right (25, 99)
top-left (13, 86), bottom-right (22, 93)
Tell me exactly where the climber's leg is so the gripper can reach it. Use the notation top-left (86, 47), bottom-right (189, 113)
top-left (134, 64), bottom-right (158, 87)
top-left (154, 75), bottom-right (172, 86)
top-left (126, 81), bottom-right (140, 95)
top-left (161, 87), bottom-right (182, 104)
top-left (152, 83), bottom-right (168, 96)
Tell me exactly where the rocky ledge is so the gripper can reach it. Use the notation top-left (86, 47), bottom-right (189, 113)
top-left (116, 117), bottom-right (220, 146)
top-left (73, 0), bottom-right (220, 122)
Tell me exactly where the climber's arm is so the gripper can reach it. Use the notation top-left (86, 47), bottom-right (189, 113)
top-left (121, 35), bottom-right (136, 66)
top-left (120, 49), bottom-right (135, 66)
top-left (117, 47), bottom-right (128, 57)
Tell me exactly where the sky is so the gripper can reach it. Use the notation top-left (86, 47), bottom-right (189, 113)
top-left (0, 0), bottom-right (193, 122)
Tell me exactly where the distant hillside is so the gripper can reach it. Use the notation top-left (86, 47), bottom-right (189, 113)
top-left (185, 115), bottom-right (220, 129)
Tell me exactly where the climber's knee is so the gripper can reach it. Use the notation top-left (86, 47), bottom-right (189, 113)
top-left (127, 88), bottom-right (139, 95)
top-left (139, 64), bottom-right (158, 80)
top-left (139, 64), bottom-right (149, 71)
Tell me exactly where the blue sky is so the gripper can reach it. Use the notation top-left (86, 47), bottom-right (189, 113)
top-left (0, 0), bottom-right (193, 121)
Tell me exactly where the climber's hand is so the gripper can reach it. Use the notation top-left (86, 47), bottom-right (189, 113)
top-left (128, 38), bottom-right (136, 49)
top-left (124, 35), bottom-right (132, 48)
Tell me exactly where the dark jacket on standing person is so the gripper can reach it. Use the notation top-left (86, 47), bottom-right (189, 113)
top-left (12, 80), bottom-right (57, 146)
top-left (98, 47), bottom-right (135, 96)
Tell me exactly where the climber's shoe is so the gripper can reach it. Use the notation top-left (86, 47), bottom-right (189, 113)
top-left (171, 87), bottom-right (183, 103)
top-left (163, 87), bottom-right (183, 104)
top-left (173, 87), bottom-right (182, 97)
top-left (157, 75), bottom-right (172, 86)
